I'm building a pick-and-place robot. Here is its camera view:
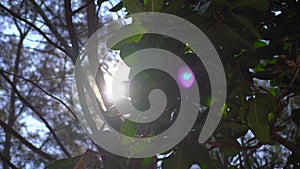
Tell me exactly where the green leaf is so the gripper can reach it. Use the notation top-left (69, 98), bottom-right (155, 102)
top-left (45, 155), bottom-right (83, 169)
top-left (107, 22), bottom-right (147, 50)
top-left (217, 137), bottom-right (241, 156)
top-left (247, 93), bottom-right (275, 144)
top-left (144, 0), bottom-right (164, 12)
top-left (230, 0), bottom-right (269, 11)
top-left (122, 0), bottom-right (144, 13)
top-left (291, 109), bottom-right (300, 126)
top-left (187, 136), bottom-right (213, 169)
top-left (102, 155), bottom-right (128, 169)
top-left (109, 1), bottom-right (124, 12)
top-left (253, 39), bottom-right (268, 49)
top-left (217, 121), bottom-right (248, 139)
top-left (162, 142), bottom-right (193, 169)
top-left (120, 119), bottom-right (137, 144)
top-left (45, 151), bottom-right (103, 169)
top-left (208, 24), bottom-right (254, 56)
top-left (110, 34), bottom-right (144, 50)
top-left (231, 12), bottom-right (261, 39)
top-left (162, 0), bottom-right (182, 14)
top-left (140, 157), bottom-right (154, 169)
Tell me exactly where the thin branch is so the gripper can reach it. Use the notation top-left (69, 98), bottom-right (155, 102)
top-left (3, 25), bottom-right (28, 169)
top-left (1, 73), bottom-right (72, 158)
top-left (72, 0), bottom-right (94, 16)
top-left (271, 133), bottom-right (300, 159)
top-left (0, 152), bottom-right (18, 169)
top-left (29, 0), bottom-right (71, 54)
top-left (288, 67), bottom-right (300, 88)
top-left (0, 70), bottom-right (78, 120)
top-left (0, 3), bottom-right (71, 57)
top-left (204, 140), bottom-right (262, 151)
top-left (64, 0), bottom-right (79, 62)
top-left (0, 119), bottom-right (55, 161)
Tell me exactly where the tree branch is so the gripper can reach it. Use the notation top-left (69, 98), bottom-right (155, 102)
top-left (3, 23), bottom-right (28, 169)
top-left (29, 0), bottom-right (71, 54)
top-left (0, 152), bottom-right (18, 169)
top-left (0, 69), bottom-right (78, 120)
top-left (0, 119), bottom-right (55, 161)
top-left (72, 0), bottom-right (94, 16)
top-left (64, 0), bottom-right (79, 62)
top-left (0, 3), bottom-right (71, 57)
top-left (1, 73), bottom-right (72, 158)
top-left (271, 133), bottom-right (300, 159)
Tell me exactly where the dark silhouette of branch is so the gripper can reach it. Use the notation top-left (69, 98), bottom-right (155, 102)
top-left (0, 152), bottom-right (18, 169)
top-left (3, 23), bottom-right (28, 169)
top-left (0, 3), bottom-right (71, 57)
top-left (29, 0), bottom-right (71, 55)
top-left (64, 0), bottom-right (80, 62)
top-left (204, 140), bottom-right (262, 151)
top-left (0, 70), bottom-right (78, 120)
top-left (1, 73), bottom-right (72, 158)
top-left (0, 119), bottom-right (55, 161)
top-left (72, 0), bottom-right (94, 16)
top-left (271, 133), bottom-right (300, 159)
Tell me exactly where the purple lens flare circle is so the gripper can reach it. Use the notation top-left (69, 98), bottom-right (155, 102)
top-left (177, 65), bottom-right (195, 89)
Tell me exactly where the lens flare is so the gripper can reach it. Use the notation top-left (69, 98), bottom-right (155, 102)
top-left (177, 65), bottom-right (195, 89)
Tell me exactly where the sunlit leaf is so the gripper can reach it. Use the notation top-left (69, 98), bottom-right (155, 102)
top-left (253, 39), bottom-right (268, 49)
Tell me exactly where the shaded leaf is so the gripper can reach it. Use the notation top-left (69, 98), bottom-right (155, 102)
top-left (231, 12), bottom-right (261, 39)
top-left (230, 0), bottom-right (269, 11)
top-left (45, 151), bottom-right (103, 169)
top-left (217, 121), bottom-right (248, 139)
top-left (162, 142), bottom-right (193, 169)
top-left (45, 155), bottom-right (83, 169)
top-left (144, 0), bottom-right (164, 11)
top-left (217, 137), bottom-right (241, 156)
top-left (163, 0), bottom-right (182, 14)
top-left (122, 0), bottom-right (144, 13)
top-left (291, 109), bottom-right (300, 126)
top-left (187, 134), bottom-right (213, 169)
top-left (140, 157), bottom-right (155, 169)
top-left (247, 93), bottom-right (275, 144)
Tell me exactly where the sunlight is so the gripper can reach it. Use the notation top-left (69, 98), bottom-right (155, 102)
top-left (104, 60), bottom-right (130, 103)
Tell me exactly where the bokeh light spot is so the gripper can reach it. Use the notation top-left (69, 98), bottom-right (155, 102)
top-left (177, 65), bottom-right (195, 89)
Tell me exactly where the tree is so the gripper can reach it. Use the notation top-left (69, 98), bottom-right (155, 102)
top-left (0, 0), bottom-right (300, 168)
